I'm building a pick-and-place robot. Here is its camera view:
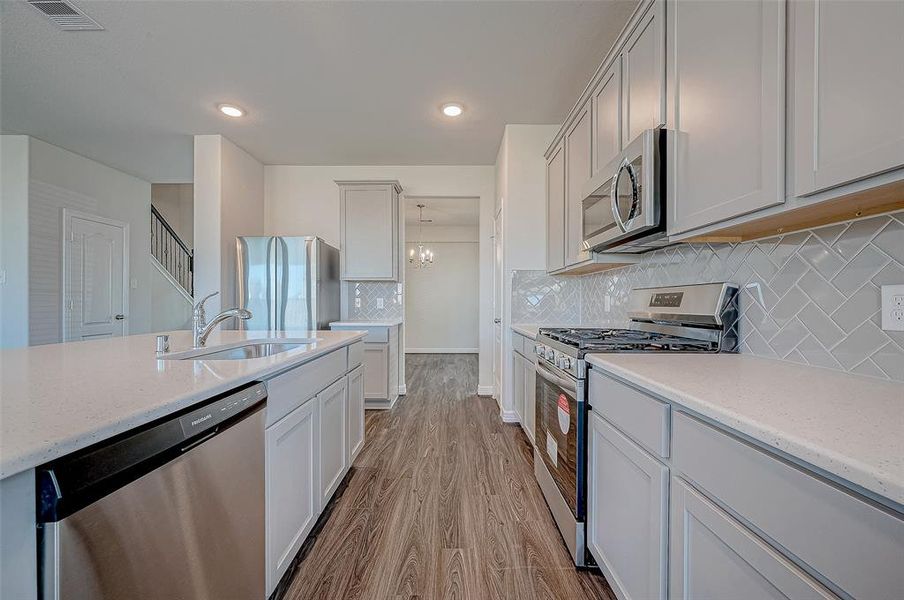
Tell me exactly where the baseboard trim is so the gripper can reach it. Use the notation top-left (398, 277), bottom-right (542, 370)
top-left (364, 394), bottom-right (399, 411)
top-left (500, 409), bottom-right (520, 423)
top-left (398, 384), bottom-right (407, 395)
top-left (476, 385), bottom-right (495, 397)
top-left (405, 348), bottom-right (479, 354)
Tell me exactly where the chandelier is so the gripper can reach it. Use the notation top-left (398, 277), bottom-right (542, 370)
top-left (409, 204), bottom-right (435, 268)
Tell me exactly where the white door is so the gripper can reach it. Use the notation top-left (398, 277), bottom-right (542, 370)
top-left (492, 209), bottom-right (503, 399)
top-left (64, 210), bottom-right (128, 341)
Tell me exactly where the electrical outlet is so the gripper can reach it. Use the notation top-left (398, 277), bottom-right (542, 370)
top-left (355, 297), bottom-right (361, 308)
top-left (880, 285), bottom-right (904, 331)
top-left (0, 269), bottom-right (6, 285)
top-left (377, 297), bottom-right (384, 309)
top-left (604, 294), bottom-right (611, 313)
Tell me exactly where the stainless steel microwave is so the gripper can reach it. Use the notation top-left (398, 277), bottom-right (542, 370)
top-left (580, 128), bottom-right (668, 253)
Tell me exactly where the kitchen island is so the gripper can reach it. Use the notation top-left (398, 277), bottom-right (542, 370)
top-left (0, 328), bottom-right (366, 600)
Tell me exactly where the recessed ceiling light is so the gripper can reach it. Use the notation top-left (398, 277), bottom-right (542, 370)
top-left (218, 104), bottom-right (245, 118)
top-left (441, 103), bottom-right (463, 117)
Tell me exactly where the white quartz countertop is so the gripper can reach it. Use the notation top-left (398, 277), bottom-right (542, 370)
top-left (586, 353), bottom-right (904, 505)
top-left (330, 319), bottom-right (402, 327)
top-left (512, 324), bottom-right (540, 339)
top-left (0, 329), bottom-right (365, 479)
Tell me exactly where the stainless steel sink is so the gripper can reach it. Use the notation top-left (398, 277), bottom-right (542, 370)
top-left (162, 338), bottom-right (319, 360)
top-left (194, 342), bottom-right (308, 360)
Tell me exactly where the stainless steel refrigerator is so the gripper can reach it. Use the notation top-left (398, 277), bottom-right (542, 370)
top-left (236, 236), bottom-right (340, 331)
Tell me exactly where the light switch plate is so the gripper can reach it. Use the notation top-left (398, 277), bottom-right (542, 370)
top-left (880, 284), bottom-right (904, 331)
top-left (0, 269), bottom-right (6, 285)
top-left (377, 297), bottom-right (384, 309)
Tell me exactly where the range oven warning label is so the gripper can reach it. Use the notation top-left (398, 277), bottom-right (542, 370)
top-left (557, 394), bottom-right (570, 435)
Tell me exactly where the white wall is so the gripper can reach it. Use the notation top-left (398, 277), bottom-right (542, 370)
top-left (495, 124), bottom-right (559, 417)
top-left (0, 135), bottom-right (30, 348)
top-left (193, 135), bottom-right (265, 315)
top-left (264, 164), bottom-right (496, 391)
top-left (151, 183), bottom-right (193, 246)
top-left (150, 260), bottom-right (193, 332)
top-left (405, 224), bottom-right (479, 353)
top-left (27, 137), bottom-right (153, 344)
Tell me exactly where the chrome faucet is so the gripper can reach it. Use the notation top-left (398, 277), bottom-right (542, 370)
top-left (192, 292), bottom-right (252, 348)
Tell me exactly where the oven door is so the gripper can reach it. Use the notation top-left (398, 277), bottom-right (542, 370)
top-left (535, 360), bottom-right (586, 521)
top-left (581, 128), bottom-right (664, 252)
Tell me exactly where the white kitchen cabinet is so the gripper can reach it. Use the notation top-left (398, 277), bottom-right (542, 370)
top-left (670, 477), bottom-right (834, 600)
top-left (523, 359), bottom-right (536, 445)
top-left (338, 180), bottom-right (401, 280)
top-left (546, 141), bottom-right (566, 272)
top-left (588, 411), bottom-right (668, 600)
top-left (666, 0), bottom-right (785, 235)
top-left (565, 102), bottom-right (592, 267)
top-left (789, 0), bottom-right (904, 197)
top-left (346, 365), bottom-right (365, 465)
top-left (363, 343), bottom-right (389, 399)
top-left (512, 350), bottom-right (525, 423)
top-left (317, 377), bottom-right (347, 507)
top-left (622, 0), bottom-right (665, 144)
top-left (592, 57), bottom-right (622, 176)
top-left (265, 396), bottom-right (319, 595)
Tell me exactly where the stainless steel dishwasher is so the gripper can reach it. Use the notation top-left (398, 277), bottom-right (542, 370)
top-left (36, 382), bottom-right (266, 600)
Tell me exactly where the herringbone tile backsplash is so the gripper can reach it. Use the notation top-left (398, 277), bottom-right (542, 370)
top-left (346, 281), bottom-right (404, 321)
top-left (513, 211), bottom-right (904, 382)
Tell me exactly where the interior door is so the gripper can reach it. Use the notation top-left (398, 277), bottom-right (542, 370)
top-left (493, 209), bottom-right (503, 399)
top-left (64, 211), bottom-right (128, 341)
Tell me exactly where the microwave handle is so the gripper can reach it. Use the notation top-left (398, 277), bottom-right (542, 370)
top-left (610, 157), bottom-right (637, 233)
top-left (536, 361), bottom-right (577, 394)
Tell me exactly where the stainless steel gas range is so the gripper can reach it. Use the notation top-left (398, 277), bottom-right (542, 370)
top-left (532, 283), bottom-right (740, 567)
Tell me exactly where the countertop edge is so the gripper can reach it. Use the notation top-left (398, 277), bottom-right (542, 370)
top-left (0, 332), bottom-right (366, 480)
top-left (585, 354), bottom-right (904, 507)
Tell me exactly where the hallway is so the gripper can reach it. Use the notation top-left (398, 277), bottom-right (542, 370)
top-left (283, 353), bottom-right (615, 599)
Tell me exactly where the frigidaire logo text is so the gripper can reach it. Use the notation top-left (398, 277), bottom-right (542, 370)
top-left (191, 413), bottom-right (212, 427)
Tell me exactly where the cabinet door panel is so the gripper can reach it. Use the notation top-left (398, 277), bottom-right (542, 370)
top-left (524, 361), bottom-right (536, 445)
top-left (588, 412), bottom-right (667, 600)
top-left (668, 0), bottom-right (785, 234)
top-left (565, 103), bottom-right (592, 266)
top-left (347, 366), bottom-right (365, 464)
top-left (341, 186), bottom-right (397, 280)
top-left (362, 343), bottom-right (389, 399)
top-left (513, 351), bottom-right (525, 422)
top-left (318, 377), bottom-right (348, 506)
top-left (670, 477), bottom-right (835, 600)
top-left (546, 142), bottom-right (566, 272)
top-left (623, 2), bottom-right (665, 143)
top-left (791, 0), bottom-right (904, 196)
top-left (592, 57), bottom-right (622, 176)
top-left (266, 398), bottom-right (318, 595)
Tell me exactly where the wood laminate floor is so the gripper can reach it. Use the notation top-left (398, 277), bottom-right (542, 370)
top-left (283, 354), bottom-right (615, 600)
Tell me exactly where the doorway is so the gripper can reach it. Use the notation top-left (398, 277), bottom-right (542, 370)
top-left (404, 196), bottom-right (480, 354)
top-left (62, 209), bottom-right (129, 341)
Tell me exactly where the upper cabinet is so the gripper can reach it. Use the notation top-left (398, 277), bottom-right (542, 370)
top-left (666, 0), bottom-right (786, 235)
top-left (592, 57), bottom-right (622, 176)
top-left (546, 141), bottom-right (566, 272)
top-left (338, 180), bottom-right (401, 280)
top-left (622, 2), bottom-right (665, 144)
top-left (565, 102), bottom-right (592, 267)
top-left (789, 0), bottom-right (904, 197)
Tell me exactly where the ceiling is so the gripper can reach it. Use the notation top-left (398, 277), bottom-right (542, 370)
top-left (405, 196), bottom-right (479, 227)
top-left (0, 0), bottom-right (637, 183)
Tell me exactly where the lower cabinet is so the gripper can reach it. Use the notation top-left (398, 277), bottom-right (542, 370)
top-left (347, 365), bottom-right (365, 464)
top-left (513, 352), bottom-right (525, 423)
top-left (669, 477), bottom-right (834, 600)
top-left (524, 363), bottom-right (536, 444)
top-left (511, 335), bottom-right (537, 444)
top-left (587, 411), bottom-right (668, 600)
top-left (318, 377), bottom-right (348, 507)
top-left (265, 396), bottom-right (319, 595)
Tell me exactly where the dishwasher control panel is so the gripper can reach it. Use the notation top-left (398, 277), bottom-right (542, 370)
top-left (178, 382), bottom-right (266, 438)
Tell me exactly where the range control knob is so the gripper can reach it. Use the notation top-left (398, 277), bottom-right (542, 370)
top-left (561, 356), bottom-right (573, 370)
top-left (535, 344), bottom-right (544, 356)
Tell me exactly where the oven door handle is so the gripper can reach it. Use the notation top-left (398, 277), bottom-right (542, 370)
top-left (536, 361), bottom-right (577, 394)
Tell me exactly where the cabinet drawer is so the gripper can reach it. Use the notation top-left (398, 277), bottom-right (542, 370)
top-left (266, 348), bottom-right (346, 426)
top-left (672, 411), bottom-right (904, 600)
top-left (348, 341), bottom-right (364, 370)
top-left (588, 369), bottom-right (669, 458)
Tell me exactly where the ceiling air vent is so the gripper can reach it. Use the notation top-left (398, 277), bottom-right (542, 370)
top-left (27, 0), bottom-right (104, 31)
